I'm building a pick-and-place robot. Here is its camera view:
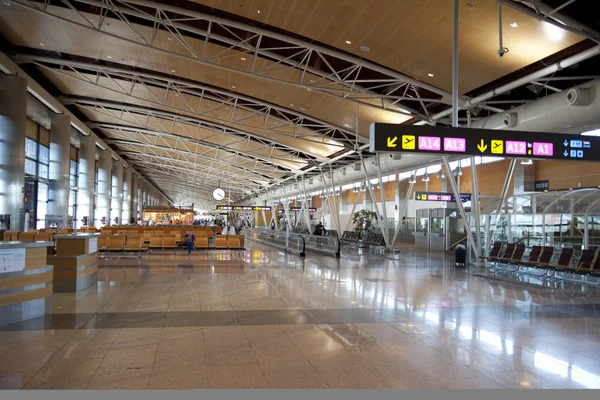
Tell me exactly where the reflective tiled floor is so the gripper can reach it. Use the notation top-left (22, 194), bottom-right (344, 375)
top-left (1, 242), bottom-right (600, 389)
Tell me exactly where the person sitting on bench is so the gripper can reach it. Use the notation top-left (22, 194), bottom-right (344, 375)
top-left (181, 231), bottom-right (196, 254)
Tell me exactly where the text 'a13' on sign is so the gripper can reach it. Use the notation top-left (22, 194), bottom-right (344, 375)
top-left (368, 123), bottom-right (600, 161)
top-left (415, 191), bottom-right (472, 203)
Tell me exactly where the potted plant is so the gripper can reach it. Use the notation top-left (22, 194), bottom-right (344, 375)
top-left (352, 210), bottom-right (378, 239)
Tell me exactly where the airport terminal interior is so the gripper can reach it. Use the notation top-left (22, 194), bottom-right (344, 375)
top-left (1, 0), bottom-right (600, 391)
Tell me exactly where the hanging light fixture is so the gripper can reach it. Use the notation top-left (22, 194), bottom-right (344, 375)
top-left (360, 183), bottom-right (366, 191)
top-left (521, 159), bottom-right (533, 165)
top-left (453, 166), bottom-right (463, 176)
top-left (353, 186), bottom-right (359, 193)
top-left (409, 174), bottom-right (417, 184)
top-left (422, 172), bottom-right (430, 182)
top-left (437, 169), bottom-right (445, 179)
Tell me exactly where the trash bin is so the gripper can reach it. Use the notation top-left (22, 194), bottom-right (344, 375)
top-left (455, 244), bottom-right (466, 267)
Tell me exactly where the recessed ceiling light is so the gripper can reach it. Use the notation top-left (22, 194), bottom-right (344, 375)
top-left (240, 57), bottom-right (246, 61)
top-left (39, 43), bottom-right (45, 47)
top-left (257, 10), bottom-right (262, 14)
top-left (107, 55), bottom-right (113, 59)
top-left (231, 85), bottom-right (236, 89)
top-left (510, 22), bottom-right (518, 28)
top-left (360, 46), bottom-right (370, 52)
top-left (345, 40), bottom-right (351, 44)
top-left (299, 107), bottom-right (306, 111)
top-left (428, 73), bottom-right (434, 77)
top-left (167, 37), bottom-right (173, 41)
top-left (171, 69), bottom-right (176, 73)
top-left (289, 103), bottom-right (294, 107)
top-left (467, 3), bottom-right (475, 9)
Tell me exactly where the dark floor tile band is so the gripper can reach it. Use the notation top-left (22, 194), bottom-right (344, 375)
top-left (1, 302), bottom-right (599, 331)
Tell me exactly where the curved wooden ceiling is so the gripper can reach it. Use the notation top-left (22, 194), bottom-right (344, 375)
top-left (0, 0), bottom-right (585, 206)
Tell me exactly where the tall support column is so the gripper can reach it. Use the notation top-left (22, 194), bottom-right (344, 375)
top-left (96, 150), bottom-right (111, 226)
top-left (470, 157), bottom-right (482, 258)
top-left (344, 186), bottom-right (362, 233)
top-left (0, 75), bottom-right (27, 232)
top-left (78, 135), bottom-right (96, 227)
top-left (443, 157), bottom-right (480, 258)
top-left (359, 155), bottom-right (390, 247)
top-left (375, 154), bottom-right (392, 249)
top-left (391, 178), bottom-right (415, 246)
top-left (47, 114), bottom-right (71, 219)
top-left (111, 159), bottom-right (123, 225)
top-left (122, 166), bottom-right (132, 224)
top-left (131, 172), bottom-right (139, 223)
top-left (300, 177), bottom-right (313, 234)
top-left (488, 159), bottom-right (517, 245)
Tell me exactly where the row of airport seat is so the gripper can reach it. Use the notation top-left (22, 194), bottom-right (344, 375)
top-left (98, 234), bottom-right (244, 253)
top-left (482, 242), bottom-right (600, 279)
top-left (340, 231), bottom-right (385, 246)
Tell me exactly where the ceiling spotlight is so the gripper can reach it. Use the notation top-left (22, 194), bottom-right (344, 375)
top-left (510, 22), bottom-right (518, 28)
top-left (39, 43), bottom-right (45, 47)
top-left (231, 85), bottom-right (236, 89)
top-left (361, 183), bottom-right (366, 191)
top-left (353, 186), bottom-right (359, 193)
top-left (437, 169), bottom-right (445, 179)
top-left (257, 10), bottom-right (262, 14)
top-left (299, 107), bottom-right (306, 111)
top-left (107, 55), bottom-right (113, 59)
top-left (408, 174), bottom-right (417, 184)
top-left (360, 46), bottom-right (370, 52)
top-left (240, 57), bottom-right (246, 61)
top-left (289, 103), bottom-right (294, 107)
top-left (428, 73), bottom-right (434, 77)
top-left (422, 173), bottom-right (430, 182)
top-left (171, 69), bottom-right (176, 73)
top-left (521, 158), bottom-right (533, 165)
top-left (453, 166), bottom-right (463, 176)
top-left (167, 37), bottom-right (173, 41)
top-left (345, 40), bottom-right (352, 44)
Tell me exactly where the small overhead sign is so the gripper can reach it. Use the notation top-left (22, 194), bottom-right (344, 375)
top-left (289, 207), bottom-right (317, 212)
top-left (369, 123), bottom-right (600, 161)
top-left (415, 191), bottom-right (472, 202)
top-left (216, 205), bottom-right (271, 211)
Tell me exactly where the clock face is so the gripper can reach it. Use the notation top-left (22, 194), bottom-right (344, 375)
top-left (213, 188), bottom-right (225, 201)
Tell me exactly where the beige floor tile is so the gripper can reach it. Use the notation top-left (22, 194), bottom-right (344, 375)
top-left (24, 359), bottom-right (102, 389)
top-left (205, 344), bottom-right (258, 366)
top-left (148, 366), bottom-right (209, 389)
top-left (86, 367), bottom-right (152, 389)
top-left (53, 341), bottom-right (112, 360)
top-left (264, 370), bottom-right (329, 389)
top-left (0, 347), bottom-right (60, 373)
top-left (99, 348), bottom-right (157, 369)
top-left (0, 371), bottom-right (36, 389)
top-left (207, 365), bottom-right (269, 389)
top-left (153, 352), bottom-right (206, 371)
top-left (71, 329), bottom-right (121, 343)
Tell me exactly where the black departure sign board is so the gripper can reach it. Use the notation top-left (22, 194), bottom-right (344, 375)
top-left (216, 205), bottom-right (271, 211)
top-left (415, 192), bottom-right (472, 202)
top-left (369, 123), bottom-right (600, 161)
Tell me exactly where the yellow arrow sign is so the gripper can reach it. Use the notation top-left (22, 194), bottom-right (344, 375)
top-left (416, 194), bottom-right (421, 200)
top-left (387, 136), bottom-right (398, 148)
top-left (477, 139), bottom-right (488, 153)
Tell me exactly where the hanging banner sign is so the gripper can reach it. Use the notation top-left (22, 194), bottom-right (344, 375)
top-left (216, 205), bottom-right (271, 211)
top-left (369, 123), bottom-right (600, 161)
top-left (415, 191), bottom-right (472, 202)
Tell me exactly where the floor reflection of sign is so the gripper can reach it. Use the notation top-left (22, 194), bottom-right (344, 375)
top-left (89, 237), bottom-right (98, 254)
top-left (0, 248), bottom-right (26, 273)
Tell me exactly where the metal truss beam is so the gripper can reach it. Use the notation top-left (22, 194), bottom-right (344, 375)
top-left (114, 142), bottom-right (271, 185)
top-left (8, 0), bottom-right (463, 120)
top-left (18, 54), bottom-right (363, 149)
top-left (64, 97), bottom-right (328, 163)
top-left (92, 122), bottom-right (300, 173)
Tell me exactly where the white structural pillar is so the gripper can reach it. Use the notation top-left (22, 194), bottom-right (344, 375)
top-left (111, 159), bottom-right (123, 225)
top-left (96, 150), bottom-right (111, 226)
top-left (78, 135), bottom-right (96, 227)
top-left (122, 165), bottom-right (132, 224)
top-left (0, 75), bottom-right (28, 232)
top-left (47, 114), bottom-right (71, 218)
top-left (132, 172), bottom-right (139, 223)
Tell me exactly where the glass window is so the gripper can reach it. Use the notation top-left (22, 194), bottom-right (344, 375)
top-left (25, 138), bottom-right (38, 159)
top-left (38, 145), bottom-right (49, 165)
top-left (25, 158), bottom-right (37, 175)
top-left (69, 160), bottom-right (78, 188)
top-left (38, 163), bottom-right (48, 179)
top-left (36, 183), bottom-right (48, 230)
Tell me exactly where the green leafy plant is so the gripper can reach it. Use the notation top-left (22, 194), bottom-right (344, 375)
top-left (352, 210), bottom-right (378, 238)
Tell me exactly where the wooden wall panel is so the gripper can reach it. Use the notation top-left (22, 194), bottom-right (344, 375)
top-left (535, 160), bottom-right (600, 190)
